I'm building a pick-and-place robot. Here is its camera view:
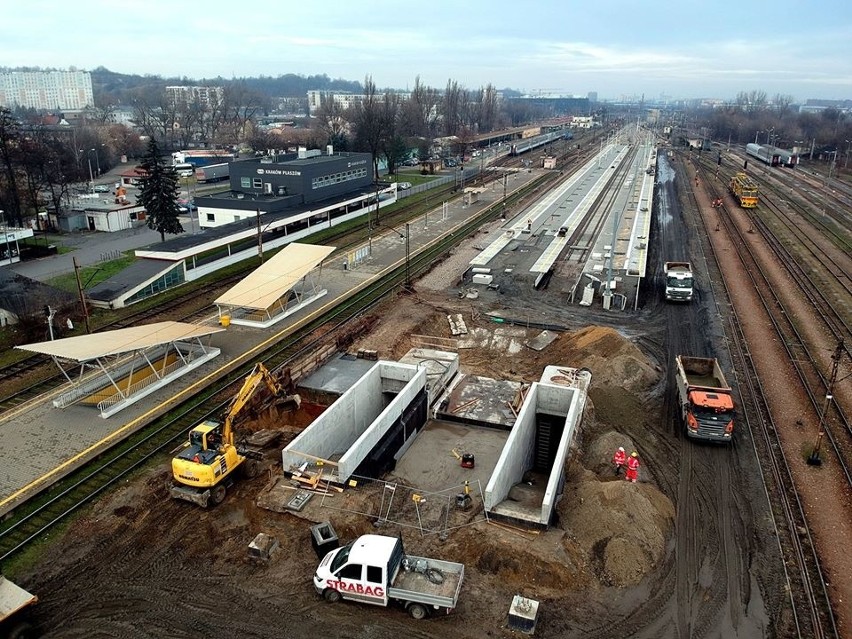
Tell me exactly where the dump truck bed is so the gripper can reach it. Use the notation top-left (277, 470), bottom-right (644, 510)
top-left (677, 355), bottom-right (727, 389)
top-left (0, 576), bottom-right (37, 622)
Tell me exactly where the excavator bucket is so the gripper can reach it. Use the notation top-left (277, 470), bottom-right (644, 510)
top-left (274, 393), bottom-right (301, 412)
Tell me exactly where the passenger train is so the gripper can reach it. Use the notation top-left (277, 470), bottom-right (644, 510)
top-left (746, 143), bottom-right (798, 168)
top-left (510, 131), bottom-right (570, 156)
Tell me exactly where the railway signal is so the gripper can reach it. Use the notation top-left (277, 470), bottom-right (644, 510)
top-left (807, 341), bottom-right (848, 465)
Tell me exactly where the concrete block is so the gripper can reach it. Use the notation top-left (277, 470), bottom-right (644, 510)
top-left (507, 595), bottom-right (540, 635)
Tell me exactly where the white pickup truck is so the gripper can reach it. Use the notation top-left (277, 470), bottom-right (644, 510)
top-left (0, 575), bottom-right (37, 639)
top-left (314, 534), bottom-right (464, 620)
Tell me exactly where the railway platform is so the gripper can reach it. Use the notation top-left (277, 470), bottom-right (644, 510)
top-left (0, 166), bottom-right (543, 518)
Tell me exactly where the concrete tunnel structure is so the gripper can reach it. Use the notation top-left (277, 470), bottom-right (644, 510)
top-left (484, 366), bottom-right (591, 528)
top-left (281, 354), bottom-right (590, 529)
top-left (282, 361), bottom-right (429, 483)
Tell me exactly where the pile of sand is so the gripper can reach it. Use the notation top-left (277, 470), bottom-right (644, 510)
top-left (558, 465), bottom-right (674, 586)
top-left (551, 326), bottom-right (661, 393)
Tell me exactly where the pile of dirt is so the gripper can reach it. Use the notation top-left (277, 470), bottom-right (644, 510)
top-left (551, 326), bottom-right (661, 393)
top-left (585, 431), bottom-right (639, 475)
top-left (558, 465), bottom-right (674, 587)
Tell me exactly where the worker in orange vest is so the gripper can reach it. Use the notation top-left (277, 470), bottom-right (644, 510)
top-left (625, 451), bottom-right (640, 483)
top-left (612, 447), bottom-right (627, 475)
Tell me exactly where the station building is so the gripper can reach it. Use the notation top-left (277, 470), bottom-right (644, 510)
top-left (85, 149), bottom-right (394, 310)
top-left (196, 148), bottom-right (372, 229)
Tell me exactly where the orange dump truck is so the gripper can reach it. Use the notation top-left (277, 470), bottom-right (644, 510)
top-left (675, 356), bottom-right (735, 442)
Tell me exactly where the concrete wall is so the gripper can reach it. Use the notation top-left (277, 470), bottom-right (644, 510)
top-left (484, 376), bottom-right (588, 526)
top-left (484, 384), bottom-right (539, 511)
top-left (537, 382), bottom-right (583, 522)
top-left (282, 361), bottom-right (426, 482)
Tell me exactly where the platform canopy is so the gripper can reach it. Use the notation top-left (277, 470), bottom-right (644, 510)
top-left (215, 243), bottom-right (335, 310)
top-left (17, 321), bottom-right (224, 362)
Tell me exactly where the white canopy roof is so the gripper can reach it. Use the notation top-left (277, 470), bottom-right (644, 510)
top-left (16, 321), bottom-right (223, 362)
top-left (215, 243), bottom-right (335, 310)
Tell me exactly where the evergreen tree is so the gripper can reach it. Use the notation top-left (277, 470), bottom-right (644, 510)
top-left (138, 137), bottom-right (183, 241)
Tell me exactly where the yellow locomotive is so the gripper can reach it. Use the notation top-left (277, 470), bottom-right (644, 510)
top-left (729, 172), bottom-right (759, 208)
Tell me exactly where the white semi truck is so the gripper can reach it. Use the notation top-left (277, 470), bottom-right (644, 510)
top-left (664, 261), bottom-right (694, 302)
top-left (314, 534), bottom-right (464, 620)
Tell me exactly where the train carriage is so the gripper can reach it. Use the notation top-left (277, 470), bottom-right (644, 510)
top-left (746, 143), bottom-right (797, 168)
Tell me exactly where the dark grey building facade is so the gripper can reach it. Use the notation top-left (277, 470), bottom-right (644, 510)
top-left (227, 151), bottom-right (372, 204)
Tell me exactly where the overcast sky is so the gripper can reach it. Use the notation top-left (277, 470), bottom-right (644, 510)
top-left (3, 0), bottom-right (851, 101)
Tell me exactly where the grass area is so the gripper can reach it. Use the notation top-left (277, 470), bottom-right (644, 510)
top-left (19, 236), bottom-right (73, 254)
top-left (46, 254), bottom-right (136, 293)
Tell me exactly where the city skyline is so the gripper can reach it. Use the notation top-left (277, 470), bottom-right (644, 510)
top-left (2, 0), bottom-right (851, 103)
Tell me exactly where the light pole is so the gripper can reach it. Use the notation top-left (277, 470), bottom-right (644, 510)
top-left (754, 131), bottom-right (762, 145)
top-left (91, 147), bottom-right (101, 176)
top-left (845, 140), bottom-right (851, 169)
top-left (766, 127), bottom-right (774, 146)
top-left (822, 150), bottom-right (838, 216)
top-left (372, 219), bottom-right (411, 289)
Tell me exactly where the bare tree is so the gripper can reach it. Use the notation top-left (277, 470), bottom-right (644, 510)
top-left (442, 80), bottom-right (463, 136)
top-left (0, 107), bottom-right (24, 226)
top-left (224, 83), bottom-right (267, 143)
top-left (380, 92), bottom-right (403, 175)
top-left (315, 92), bottom-right (349, 148)
top-left (351, 75), bottom-right (384, 181)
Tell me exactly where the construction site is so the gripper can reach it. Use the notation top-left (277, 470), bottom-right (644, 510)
top-left (12, 149), bottom-right (788, 639)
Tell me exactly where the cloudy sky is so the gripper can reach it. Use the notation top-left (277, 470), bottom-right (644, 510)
top-left (3, 0), bottom-right (851, 101)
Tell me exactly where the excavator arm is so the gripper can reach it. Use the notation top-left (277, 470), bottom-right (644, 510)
top-left (220, 363), bottom-right (300, 446)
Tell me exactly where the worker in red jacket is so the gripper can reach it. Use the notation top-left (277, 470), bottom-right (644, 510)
top-left (625, 451), bottom-right (640, 483)
top-left (612, 447), bottom-right (627, 475)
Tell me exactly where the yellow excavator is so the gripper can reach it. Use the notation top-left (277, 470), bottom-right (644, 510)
top-left (170, 362), bottom-right (300, 507)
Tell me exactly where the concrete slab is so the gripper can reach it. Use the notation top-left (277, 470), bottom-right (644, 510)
top-left (298, 353), bottom-right (377, 397)
top-left (436, 374), bottom-right (522, 429)
top-left (392, 419), bottom-right (509, 493)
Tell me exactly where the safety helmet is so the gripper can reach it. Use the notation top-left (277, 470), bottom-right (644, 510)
top-left (631, 451), bottom-right (638, 457)
top-left (618, 447), bottom-right (624, 452)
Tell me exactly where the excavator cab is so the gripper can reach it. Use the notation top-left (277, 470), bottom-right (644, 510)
top-left (170, 363), bottom-right (301, 508)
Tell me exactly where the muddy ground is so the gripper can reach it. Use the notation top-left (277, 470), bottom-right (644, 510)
top-left (20, 156), bottom-right (788, 638)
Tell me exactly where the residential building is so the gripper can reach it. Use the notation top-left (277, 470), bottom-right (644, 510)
top-left (165, 85), bottom-right (224, 109)
top-left (307, 90), bottom-right (411, 116)
top-left (0, 69), bottom-right (94, 110)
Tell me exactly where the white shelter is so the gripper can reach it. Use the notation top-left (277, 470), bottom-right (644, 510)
top-left (16, 321), bottom-right (222, 418)
top-left (215, 243), bottom-right (335, 328)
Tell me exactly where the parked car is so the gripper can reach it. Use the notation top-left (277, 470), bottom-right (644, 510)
top-left (94, 185), bottom-right (111, 193)
top-left (397, 182), bottom-right (412, 190)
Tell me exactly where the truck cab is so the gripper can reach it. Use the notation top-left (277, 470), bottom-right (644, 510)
top-left (664, 261), bottom-right (694, 302)
top-left (0, 575), bottom-right (37, 639)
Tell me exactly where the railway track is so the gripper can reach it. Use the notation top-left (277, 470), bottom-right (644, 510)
top-left (688, 161), bottom-right (841, 637)
top-left (0, 173), bottom-right (548, 564)
top-left (703, 165), bottom-right (852, 486)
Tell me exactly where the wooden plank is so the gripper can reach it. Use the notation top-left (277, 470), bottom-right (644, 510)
top-left (285, 450), bottom-right (339, 466)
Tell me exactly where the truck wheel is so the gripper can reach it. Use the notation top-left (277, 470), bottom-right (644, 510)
top-left (323, 588), bottom-right (341, 603)
top-left (7, 621), bottom-right (34, 639)
top-left (243, 459), bottom-right (260, 478)
top-left (408, 603), bottom-right (428, 620)
top-left (211, 484), bottom-right (226, 506)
